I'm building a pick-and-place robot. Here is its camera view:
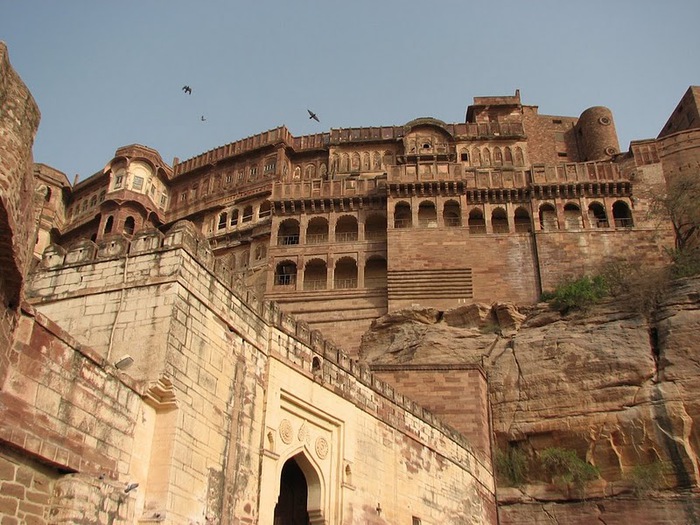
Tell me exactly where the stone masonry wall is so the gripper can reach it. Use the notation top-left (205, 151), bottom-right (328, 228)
top-left (387, 228), bottom-right (539, 311)
top-left (536, 229), bottom-right (673, 291)
top-left (25, 223), bottom-right (496, 523)
top-left (371, 366), bottom-right (491, 460)
top-left (0, 304), bottom-right (142, 525)
top-left (0, 42), bottom-right (41, 305)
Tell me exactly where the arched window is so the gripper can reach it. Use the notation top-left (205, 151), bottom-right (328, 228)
top-left (104, 216), bottom-right (114, 235)
top-left (44, 187), bottom-right (52, 202)
top-left (394, 202), bottom-right (412, 228)
top-left (493, 147), bottom-right (503, 166)
top-left (303, 259), bottom-right (327, 291)
top-left (275, 261), bottom-right (297, 286)
top-left (504, 147), bottom-right (513, 165)
top-left (240, 250), bottom-right (250, 269)
top-left (334, 257), bottom-right (357, 289)
top-left (468, 208), bottom-right (486, 234)
top-left (588, 202), bottom-right (608, 228)
top-left (351, 153), bottom-right (360, 171)
top-left (460, 149), bottom-right (470, 163)
top-left (612, 201), bottom-right (633, 228)
top-left (123, 216), bottom-right (135, 235)
top-left (564, 203), bottom-right (583, 230)
top-left (335, 215), bottom-right (358, 242)
top-left (365, 256), bottom-right (387, 288)
top-left (254, 244), bottom-right (266, 261)
top-left (483, 148), bottom-right (492, 166)
top-left (443, 200), bottom-right (461, 227)
top-left (418, 201), bottom-right (437, 228)
top-left (514, 207), bottom-right (531, 233)
top-left (539, 204), bottom-right (558, 231)
top-left (230, 209), bottom-right (239, 226)
top-left (258, 201), bottom-right (272, 219)
top-left (492, 208), bottom-right (509, 233)
top-left (304, 165), bottom-right (316, 179)
top-left (515, 147), bottom-right (525, 166)
top-left (278, 219), bottom-right (300, 245)
top-left (365, 213), bottom-right (387, 240)
top-left (242, 206), bottom-right (253, 222)
top-left (218, 212), bottom-right (228, 230)
top-left (306, 217), bottom-right (329, 244)
top-left (472, 148), bottom-right (482, 166)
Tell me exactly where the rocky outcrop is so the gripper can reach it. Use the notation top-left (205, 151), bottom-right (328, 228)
top-left (359, 277), bottom-right (700, 523)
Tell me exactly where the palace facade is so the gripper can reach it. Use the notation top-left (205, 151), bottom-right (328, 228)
top-left (36, 88), bottom-right (697, 353)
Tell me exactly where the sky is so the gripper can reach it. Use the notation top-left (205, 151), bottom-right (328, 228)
top-left (2, 1), bottom-right (699, 183)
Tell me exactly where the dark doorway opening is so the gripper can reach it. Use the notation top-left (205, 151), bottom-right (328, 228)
top-left (274, 458), bottom-right (310, 525)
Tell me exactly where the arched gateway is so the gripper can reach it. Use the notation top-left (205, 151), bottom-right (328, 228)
top-left (273, 452), bottom-right (325, 525)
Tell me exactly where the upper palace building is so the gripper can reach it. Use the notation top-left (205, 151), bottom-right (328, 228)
top-left (36, 88), bottom-right (698, 353)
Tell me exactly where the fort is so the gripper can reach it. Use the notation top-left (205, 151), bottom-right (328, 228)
top-left (2, 38), bottom-right (700, 524)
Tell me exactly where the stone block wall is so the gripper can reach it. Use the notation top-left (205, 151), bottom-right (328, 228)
top-left (387, 228), bottom-right (539, 311)
top-left (23, 223), bottom-right (496, 523)
top-left (0, 42), bottom-right (41, 305)
top-left (371, 365), bottom-right (491, 460)
top-left (269, 289), bottom-right (387, 356)
top-left (0, 446), bottom-right (57, 525)
top-left (536, 229), bottom-right (674, 291)
top-left (0, 304), bottom-right (142, 525)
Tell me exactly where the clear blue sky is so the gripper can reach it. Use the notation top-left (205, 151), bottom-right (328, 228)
top-left (2, 1), bottom-right (699, 182)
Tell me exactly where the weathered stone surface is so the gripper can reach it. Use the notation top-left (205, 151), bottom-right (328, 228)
top-left (360, 278), bottom-right (700, 523)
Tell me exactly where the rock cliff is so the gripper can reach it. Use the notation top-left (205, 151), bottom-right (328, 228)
top-left (359, 277), bottom-right (700, 523)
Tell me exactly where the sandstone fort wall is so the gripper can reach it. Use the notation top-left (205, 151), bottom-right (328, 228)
top-left (20, 223), bottom-right (496, 523)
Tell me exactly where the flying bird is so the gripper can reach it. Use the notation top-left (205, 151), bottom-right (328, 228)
top-left (124, 482), bottom-right (139, 494)
top-left (307, 109), bottom-right (320, 122)
top-left (201, 116), bottom-right (206, 121)
top-left (182, 85), bottom-right (192, 95)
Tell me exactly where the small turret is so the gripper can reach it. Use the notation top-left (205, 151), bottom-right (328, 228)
top-left (575, 106), bottom-right (620, 161)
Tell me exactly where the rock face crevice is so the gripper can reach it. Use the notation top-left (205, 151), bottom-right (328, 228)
top-left (359, 277), bottom-right (700, 523)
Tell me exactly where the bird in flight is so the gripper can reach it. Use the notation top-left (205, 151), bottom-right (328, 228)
top-left (182, 85), bottom-right (192, 95)
top-left (201, 116), bottom-right (206, 121)
top-left (307, 109), bottom-right (320, 122)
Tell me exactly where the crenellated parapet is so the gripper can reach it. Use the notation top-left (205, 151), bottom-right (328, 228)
top-left (173, 126), bottom-right (294, 177)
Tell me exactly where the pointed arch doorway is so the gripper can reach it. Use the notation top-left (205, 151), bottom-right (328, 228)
top-left (273, 453), bottom-right (325, 525)
top-left (274, 458), bottom-right (309, 525)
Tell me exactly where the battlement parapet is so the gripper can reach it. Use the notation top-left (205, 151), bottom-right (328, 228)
top-left (531, 160), bottom-right (623, 185)
top-left (96, 234), bottom-right (130, 260)
top-left (291, 132), bottom-right (331, 151)
top-left (173, 126), bottom-right (293, 176)
top-left (327, 122), bottom-right (525, 145)
top-left (162, 220), bottom-right (214, 271)
top-left (271, 177), bottom-right (386, 201)
top-left (65, 239), bottom-right (98, 265)
top-left (130, 228), bottom-right (165, 255)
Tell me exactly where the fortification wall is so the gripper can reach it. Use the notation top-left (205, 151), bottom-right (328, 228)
top-left (0, 42), bottom-right (41, 305)
top-left (371, 365), bottom-right (491, 458)
top-left (658, 128), bottom-right (700, 181)
top-left (269, 290), bottom-right (387, 356)
top-left (536, 229), bottom-right (673, 291)
top-left (23, 222), bottom-right (495, 523)
top-left (1, 304), bottom-right (142, 524)
top-left (0, 42), bottom-right (40, 306)
top-left (387, 228), bottom-right (539, 311)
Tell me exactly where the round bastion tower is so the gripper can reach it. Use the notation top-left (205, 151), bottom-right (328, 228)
top-left (576, 106), bottom-right (621, 161)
